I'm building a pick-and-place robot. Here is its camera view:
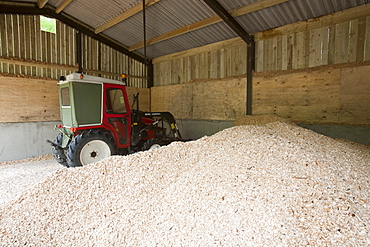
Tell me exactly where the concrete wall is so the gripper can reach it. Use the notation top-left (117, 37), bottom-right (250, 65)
top-left (176, 119), bottom-right (234, 140)
top-left (0, 122), bottom-right (60, 162)
top-left (300, 124), bottom-right (370, 147)
top-left (176, 119), bottom-right (370, 147)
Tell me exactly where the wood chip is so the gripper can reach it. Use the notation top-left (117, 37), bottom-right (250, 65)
top-left (1, 115), bottom-right (369, 246)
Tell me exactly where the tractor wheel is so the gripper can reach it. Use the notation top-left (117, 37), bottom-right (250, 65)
top-left (52, 133), bottom-right (68, 166)
top-left (141, 138), bottom-right (163, 151)
top-left (67, 129), bottom-right (115, 167)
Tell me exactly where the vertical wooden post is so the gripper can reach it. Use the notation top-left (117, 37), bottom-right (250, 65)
top-left (76, 31), bottom-right (82, 73)
top-left (246, 40), bottom-right (255, 115)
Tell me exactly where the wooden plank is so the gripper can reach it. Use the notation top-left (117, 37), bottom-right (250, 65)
top-left (364, 16), bottom-right (370, 61)
top-left (45, 26), bottom-right (51, 76)
top-left (225, 47), bottom-right (231, 77)
top-left (0, 76), bottom-right (60, 123)
top-left (177, 57), bottom-right (184, 84)
top-left (281, 35), bottom-right (288, 70)
top-left (287, 34), bottom-right (294, 70)
top-left (37, 0), bottom-right (48, 8)
top-left (219, 49), bottom-right (225, 78)
top-left (56, 0), bottom-right (73, 14)
top-left (13, 17), bottom-right (20, 74)
top-left (356, 17), bottom-right (366, 62)
top-left (0, 57), bottom-right (147, 80)
top-left (276, 36), bottom-right (282, 71)
top-left (255, 3), bottom-right (370, 41)
top-left (334, 22), bottom-right (349, 64)
top-left (309, 29), bottom-right (317, 67)
top-left (255, 40), bottom-right (264, 72)
top-left (263, 39), bottom-right (271, 70)
top-left (321, 27), bottom-right (329, 65)
top-left (327, 25), bottom-right (336, 65)
top-left (6, 15), bottom-right (14, 73)
top-left (0, 15), bottom-right (4, 58)
top-left (50, 27), bottom-right (57, 78)
top-left (18, 15), bottom-right (25, 74)
top-left (348, 19), bottom-right (358, 63)
top-left (35, 16), bottom-right (42, 76)
top-left (339, 65), bottom-right (370, 125)
top-left (209, 50), bottom-right (217, 79)
top-left (240, 44), bottom-right (247, 75)
top-left (152, 37), bottom-right (243, 64)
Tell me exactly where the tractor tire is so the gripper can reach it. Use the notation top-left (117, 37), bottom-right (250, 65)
top-left (141, 138), bottom-right (163, 151)
top-left (52, 132), bottom-right (68, 166)
top-left (67, 129), bottom-right (115, 167)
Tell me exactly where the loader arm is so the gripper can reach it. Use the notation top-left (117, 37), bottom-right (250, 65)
top-left (143, 112), bottom-right (182, 140)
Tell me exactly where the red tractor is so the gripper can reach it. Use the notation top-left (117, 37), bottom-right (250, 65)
top-left (48, 73), bottom-right (182, 167)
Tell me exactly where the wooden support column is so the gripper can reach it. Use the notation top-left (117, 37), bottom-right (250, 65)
top-left (76, 31), bottom-right (83, 73)
top-left (203, 0), bottom-right (255, 115)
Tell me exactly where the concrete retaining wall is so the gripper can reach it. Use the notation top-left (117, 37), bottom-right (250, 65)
top-left (1, 120), bottom-right (368, 162)
top-left (176, 119), bottom-right (370, 147)
top-left (300, 124), bottom-right (370, 147)
top-left (0, 122), bottom-right (60, 162)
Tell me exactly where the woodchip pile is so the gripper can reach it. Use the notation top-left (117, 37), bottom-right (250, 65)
top-left (1, 115), bottom-right (369, 246)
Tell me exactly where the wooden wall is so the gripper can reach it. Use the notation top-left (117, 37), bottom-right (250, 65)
top-left (0, 76), bottom-right (150, 123)
top-left (151, 63), bottom-right (370, 126)
top-left (0, 76), bottom-right (60, 123)
top-left (0, 14), bottom-right (147, 88)
top-left (153, 5), bottom-right (370, 86)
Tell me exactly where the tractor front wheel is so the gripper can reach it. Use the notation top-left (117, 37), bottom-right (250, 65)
top-left (67, 129), bottom-right (115, 167)
top-left (141, 138), bottom-right (163, 151)
top-left (52, 132), bottom-right (68, 166)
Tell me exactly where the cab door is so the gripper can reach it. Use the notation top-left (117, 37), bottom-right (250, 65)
top-left (103, 83), bottom-right (131, 148)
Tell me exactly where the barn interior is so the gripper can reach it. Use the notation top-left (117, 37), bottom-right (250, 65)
top-left (1, 1), bottom-right (370, 245)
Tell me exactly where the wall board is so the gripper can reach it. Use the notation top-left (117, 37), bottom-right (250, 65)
top-left (151, 64), bottom-right (370, 126)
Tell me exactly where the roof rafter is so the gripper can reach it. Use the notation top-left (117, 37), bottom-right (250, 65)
top-left (56, 0), bottom-right (73, 14)
top-left (37, 0), bottom-right (48, 8)
top-left (128, 0), bottom-right (289, 51)
top-left (203, 0), bottom-right (253, 45)
top-left (95, 0), bottom-right (161, 34)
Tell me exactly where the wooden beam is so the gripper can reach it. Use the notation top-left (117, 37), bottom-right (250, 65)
top-left (37, 0), bottom-right (48, 8)
top-left (0, 57), bottom-right (148, 79)
top-left (255, 3), bottom-right (370, 40)
top-left (95, 0), bottom-right (161, 34)
top-left (203, 0), bottom-right (253, 45)
top-left (129, 0), bottom-right (289, 51)
top-left (56, 0), bottom-right (73, 14)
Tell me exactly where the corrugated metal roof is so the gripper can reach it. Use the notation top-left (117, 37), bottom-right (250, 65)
top-left (137, 21), bottom-right (237, 58)
top-left (7, 0), bottom-right (370, 59)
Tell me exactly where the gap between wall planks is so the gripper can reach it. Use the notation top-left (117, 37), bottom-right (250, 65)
top-left (151, 63), bottom-right (370, 126)
top-left (0, 76), bottom-right (150, 123)
top-left (153, 8), bottom-right (370, 86)
top-left (0, 14), bottom-right (148, 88)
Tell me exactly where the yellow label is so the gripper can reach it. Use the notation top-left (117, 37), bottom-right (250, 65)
top-left (170, 123), bottom-right (175, 129)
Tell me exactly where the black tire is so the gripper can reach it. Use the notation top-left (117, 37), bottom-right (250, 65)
top-left (52, 133), bottom-right (68, 166)
top-left (67, 129), bottom-right (115, 167)
top-left (141, 138), bottom-right (163, 151)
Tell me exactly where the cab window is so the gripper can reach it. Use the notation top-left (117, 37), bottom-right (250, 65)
top-left (61, 87), bottom-right (70, 106)
top-left (106, 88), bottom-right (126, 114)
